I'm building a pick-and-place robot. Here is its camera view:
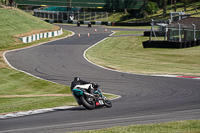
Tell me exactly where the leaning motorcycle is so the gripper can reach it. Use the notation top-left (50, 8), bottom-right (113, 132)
top-left (72, 84), bottom-right (112, 110)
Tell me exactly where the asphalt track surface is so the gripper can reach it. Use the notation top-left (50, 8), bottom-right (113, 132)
top-left (1, 25), bottom-right (200, 133)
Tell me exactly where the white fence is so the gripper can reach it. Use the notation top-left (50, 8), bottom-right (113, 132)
top-left (20, 28), bottom-right (63, 43)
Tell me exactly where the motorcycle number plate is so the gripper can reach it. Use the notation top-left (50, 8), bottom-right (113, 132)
top-left (99, 100), bottom-right (104, 105)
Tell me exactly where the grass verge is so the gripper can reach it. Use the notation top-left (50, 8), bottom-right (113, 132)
top-left (68, 120), bottom-right (200, 133)
top-left (112, 31), bottom-right (144, 36)
top-left (0, 96), bottom-right (76, 114)
top-left (0, 68), bottom-right (71, 95)
top-left (86, 35), bottom-right (200, 76)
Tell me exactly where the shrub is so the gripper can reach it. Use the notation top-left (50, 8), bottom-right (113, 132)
top-left (144, 2), bottom-right (159, 15)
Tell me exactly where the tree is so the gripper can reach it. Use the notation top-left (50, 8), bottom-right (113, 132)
top-left (183, 0), bottom-right (187, 11)
top-left (194, 0), bottom-right (198, 12)
top-left (163, 0), bottom-right (167, 16)
top-left (144, 1), bottom-right (159, 15)
top-left (9, 0), bottom-right (13, 6)
top-left (174, 0), bottom-right (177, 12)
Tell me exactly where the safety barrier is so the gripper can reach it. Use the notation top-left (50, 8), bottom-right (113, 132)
top-left (19, 28), bottom-right (63, 43)
top-left (142, 40), bottom-right (200, 49)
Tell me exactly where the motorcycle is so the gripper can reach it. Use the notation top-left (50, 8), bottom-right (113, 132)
top-left (72, 83), bottom-right (112, 110)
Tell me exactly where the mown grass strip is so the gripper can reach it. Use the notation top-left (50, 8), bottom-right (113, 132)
top-left (112, 31), bottom-right (144, 36)
top-left (68, 120), bottom-right (200, 133)
top-left (0, 96), bottom-right (77, 114)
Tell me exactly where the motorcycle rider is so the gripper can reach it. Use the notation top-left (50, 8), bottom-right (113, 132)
top-left (70, 77), bottom-right (99, 93)
top-left (70, 77), bottom-right (89, 91)
top-left (70, 77), bottom-right (99, 106)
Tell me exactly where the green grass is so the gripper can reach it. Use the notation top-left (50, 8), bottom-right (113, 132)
top-left (0, 96), bottom-right (77, 114)
top-left (105, 26), bottom-right (157, 29)
top-left (0, 68), bottom-right (71, 95)
top-left (113, 31), bottom-right (144, 36)
top-left (68, 120), bottom-right (200, 133)
top-left (0, 8), bottom-right (57, 49)
top-left (0, 67), bottom-right (72, 113)
top-left (86, 35), bottom-right (200, 76)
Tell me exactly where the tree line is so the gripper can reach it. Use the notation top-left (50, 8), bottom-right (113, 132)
top-left (146, 0), bottom-right (199, 16)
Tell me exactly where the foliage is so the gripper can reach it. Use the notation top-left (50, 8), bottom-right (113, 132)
top-left (144, 1), bottom-right (159, 15)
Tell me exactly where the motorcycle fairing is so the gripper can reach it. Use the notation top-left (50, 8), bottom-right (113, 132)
top-left (72, 89), bottom-right (83, 96)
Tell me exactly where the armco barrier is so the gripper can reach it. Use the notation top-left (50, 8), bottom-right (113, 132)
top-left (20, 28), bottom-right (63, 43)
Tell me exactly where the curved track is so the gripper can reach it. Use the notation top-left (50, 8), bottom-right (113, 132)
top-left (1, 25), bottom-right (200, 133)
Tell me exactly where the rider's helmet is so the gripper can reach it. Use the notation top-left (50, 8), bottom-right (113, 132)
top-left (92, 83), bottom-right (99, 90)
top-left (74, 77), bottom-right (81, 82)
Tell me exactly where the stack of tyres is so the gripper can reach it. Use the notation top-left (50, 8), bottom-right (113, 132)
top-left (191, 41), bottom-right (196, 47)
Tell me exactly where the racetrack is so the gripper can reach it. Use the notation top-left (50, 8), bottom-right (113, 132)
top-left (1, 25), bottom-right (200, 133)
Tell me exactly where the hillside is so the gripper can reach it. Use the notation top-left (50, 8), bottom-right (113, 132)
top-left (108, 2), bottom-right (200, 22)
top-left (0, 5), bottom-right (60, 49)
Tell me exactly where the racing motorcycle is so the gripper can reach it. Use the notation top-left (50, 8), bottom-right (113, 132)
top-left (71, 83), bottom-right (112, 110)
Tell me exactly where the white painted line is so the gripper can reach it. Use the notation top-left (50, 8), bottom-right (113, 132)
top-left (0, 106), bottom-right (76, 119)
top-left (103, 92), bottom-right (122, 101)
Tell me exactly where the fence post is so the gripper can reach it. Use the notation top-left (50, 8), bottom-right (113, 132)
top-left (178, 23), bottom-right (181, 42)
top-left (192, 23), bottom-right (196, 41)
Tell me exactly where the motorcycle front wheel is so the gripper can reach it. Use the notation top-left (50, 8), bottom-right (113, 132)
top-left (79, 96), bottom-right (95, 110)
top-left (104, 99), bottom-right (112, 108)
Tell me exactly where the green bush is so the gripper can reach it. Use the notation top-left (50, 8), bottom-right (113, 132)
top-left (144, 2), bottom-right (159, 15)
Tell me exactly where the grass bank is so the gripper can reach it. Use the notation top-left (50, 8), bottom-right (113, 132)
top-left (86, 33), bottom-right (200, 76)
top-left (69, 120), bottom-right (200, 133)
top-left (0, 7), bottom-right (59, 49)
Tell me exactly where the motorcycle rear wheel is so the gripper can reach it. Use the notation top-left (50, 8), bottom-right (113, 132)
top-left (79, 96), bottom-right (95, 110)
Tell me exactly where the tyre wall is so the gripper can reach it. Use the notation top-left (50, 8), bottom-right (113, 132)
top-left (142, 40), bottom-right (200, 49)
